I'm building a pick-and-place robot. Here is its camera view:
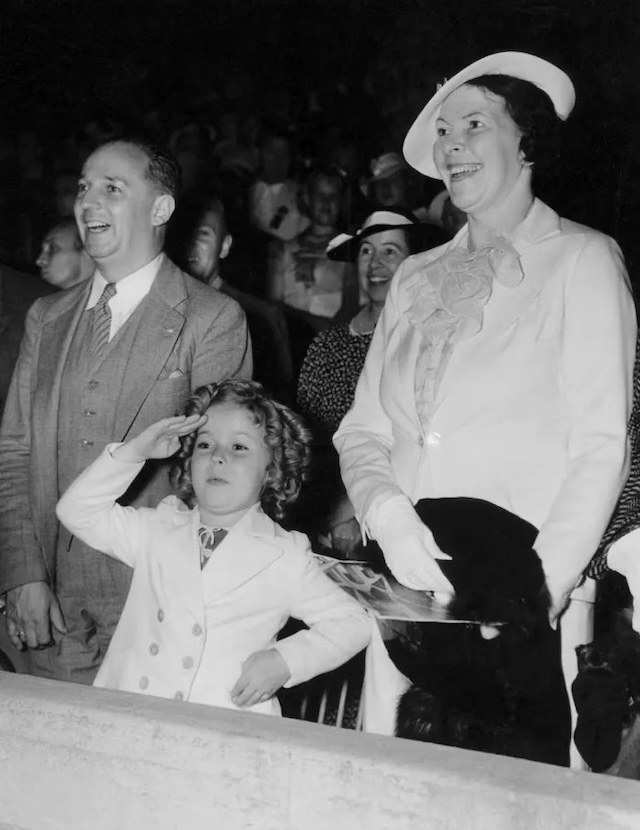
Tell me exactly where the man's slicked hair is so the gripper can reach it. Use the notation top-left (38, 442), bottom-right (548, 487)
top-left (104, 136), bottom-right (182, 199)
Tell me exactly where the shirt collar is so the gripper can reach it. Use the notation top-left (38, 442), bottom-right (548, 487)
top-left (86, 253), bottom-right (164, 310)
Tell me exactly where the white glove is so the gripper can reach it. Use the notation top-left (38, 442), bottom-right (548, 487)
top-left (607, 529), bottom-right (640, 633)
top-left (369, 496), bottom-right (454, 594)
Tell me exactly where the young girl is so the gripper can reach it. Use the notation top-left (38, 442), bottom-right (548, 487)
top-left (56, 380), bottom-right (371, 714)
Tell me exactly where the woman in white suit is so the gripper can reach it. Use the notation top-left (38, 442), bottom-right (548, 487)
top-left (334, 52), bottom-right (637, 760)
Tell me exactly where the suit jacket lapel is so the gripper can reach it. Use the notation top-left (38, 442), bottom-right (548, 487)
top-left (113, 259), bottom-right (187, 440)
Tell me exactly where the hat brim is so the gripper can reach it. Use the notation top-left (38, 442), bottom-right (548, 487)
top-left (403, 51), bottom-right (575, 179)
top-left (327, 221), bottom-right (446, 262)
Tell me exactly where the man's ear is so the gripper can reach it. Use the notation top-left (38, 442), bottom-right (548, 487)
top-left (220, 233), bottom-right (233, 261)
top-left (151, 194), bottom-right (176, 227)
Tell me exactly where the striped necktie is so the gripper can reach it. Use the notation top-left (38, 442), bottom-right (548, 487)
top-left (91, 282), bottom-right (117, 361)
top-left (198, 525), bottom-right (228, 569)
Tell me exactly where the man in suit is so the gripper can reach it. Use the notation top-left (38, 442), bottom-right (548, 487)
top-left (0, 137), bottom-right (251, 683)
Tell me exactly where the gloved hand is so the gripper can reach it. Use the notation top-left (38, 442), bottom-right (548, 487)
top-left (369, 496), bottom-right (454, 594)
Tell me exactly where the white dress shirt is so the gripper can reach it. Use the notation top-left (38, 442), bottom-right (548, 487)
top-left (85, 253), bottom-right (164, 340)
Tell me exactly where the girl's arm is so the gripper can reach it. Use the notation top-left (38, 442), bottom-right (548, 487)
top-left (56, 414), bottom-right (205, 567)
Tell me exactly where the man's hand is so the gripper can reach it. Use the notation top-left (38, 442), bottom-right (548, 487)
top-left (329, 517), bottom-right (362, 557)
top-left (4, 581), bottom-right (66, 650)
top-left (112, 414), bottom-right (207, 464)
top-left (230, 648), bottom-right (291, 708)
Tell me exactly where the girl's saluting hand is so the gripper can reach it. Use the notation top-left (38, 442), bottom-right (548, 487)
top-left (112, 414), bottom-right (208, 463)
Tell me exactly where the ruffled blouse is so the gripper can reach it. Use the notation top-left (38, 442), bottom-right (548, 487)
top-left (408, 237), bottom-right (524, 422)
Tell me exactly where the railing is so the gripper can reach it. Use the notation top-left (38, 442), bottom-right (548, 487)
top-left (0, 672), bottom-right (639, 829)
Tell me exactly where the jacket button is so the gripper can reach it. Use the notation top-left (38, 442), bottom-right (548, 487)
top-left (149, 643), bottom-right (159, 656)
top-left (87, 380), bottom-right (99, 390)
top-left (182, 656), bottom-right (194, 670)
top-left (418, 436), bottom-right (424, 447)
top-left (174, 691), bottom-right (184, 701)
top-left (139, 676), bottom-right (149, 690)
top-left (192, 623), bottom-right (203, 637)
top-left (157, 609), bottom-right (164, 622)
top-left (83, 409), bottom-right (96, 417)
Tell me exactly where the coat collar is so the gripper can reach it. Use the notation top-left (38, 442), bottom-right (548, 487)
top-left (194, 503), bottom-right (284, 602)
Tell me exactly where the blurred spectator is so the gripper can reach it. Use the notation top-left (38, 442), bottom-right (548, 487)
top-left (184, 193), bottom-right (294, 398)
top-left (249, 131), bottom-right (309, 242)
top-left (0, 262), bottom-right (53, 417)
top-left (36, 219), bottom-right (94, 290)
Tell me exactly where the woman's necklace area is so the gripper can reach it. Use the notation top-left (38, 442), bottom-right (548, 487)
top-left (350, 305), bottom-right (380, 335)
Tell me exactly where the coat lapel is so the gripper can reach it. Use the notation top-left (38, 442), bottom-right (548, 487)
top-left (32, 282), bottom-right (93, 556)
top-left (203, 507), bottom-right (284, 602)
top-left (113, 259), bottom-right (187, 440)
top-left (476, 199), bottom-right (563, 336)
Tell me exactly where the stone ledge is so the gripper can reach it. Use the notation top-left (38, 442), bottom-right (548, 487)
top-left (0, 673), bottom-right (638, 829)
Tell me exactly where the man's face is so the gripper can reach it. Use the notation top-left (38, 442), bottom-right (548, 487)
top-left (187, 210), bottom-right (230, 281)
top-left (74, 142), bottom-right (165, 276)
top-left (308, 177), bottom-right (342, 229)
top-left (36, 225), bottom-right (85, 289)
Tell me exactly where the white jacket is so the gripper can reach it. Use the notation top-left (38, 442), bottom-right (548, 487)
top-left (335, 199), bottom-right (636, 600)
top-left (57, 446), bottom-right (372, 714)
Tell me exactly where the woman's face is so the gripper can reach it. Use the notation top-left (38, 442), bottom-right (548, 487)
top-left (357, 228), bottom-right (410, 305)
top-left (433, 84), bottom-right (527, 218)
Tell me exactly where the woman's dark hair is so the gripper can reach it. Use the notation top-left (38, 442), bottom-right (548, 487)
top-left (466, 74), bottom-right (563, 180)
top-left (171, 380), bottom-right (312, 522)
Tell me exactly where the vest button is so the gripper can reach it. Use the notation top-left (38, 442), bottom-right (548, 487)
top-left (139, 676), bottom-right (149, 690)
top-left (157, 609), bottom-right (164, 622)
top-left (149, 643), bottom-right (159, 656)
top-left (83, 409), bottom-right (96, 417)
top-left (192, 623), bottom-right (203, 637)
top-left (79, 439), bottom-right (94, 447)
top-left (182, 656), bottom-right (194, 670)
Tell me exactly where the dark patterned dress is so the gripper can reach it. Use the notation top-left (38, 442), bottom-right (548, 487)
top-left (297, 323), bottom-right (374, 436)
top-left (587, 336), bottom-right (640, 578)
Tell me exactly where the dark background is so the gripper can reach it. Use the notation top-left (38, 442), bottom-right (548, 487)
top-left (2, 0), bottom-right (640, 270)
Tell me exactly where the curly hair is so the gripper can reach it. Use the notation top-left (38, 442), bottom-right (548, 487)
top-left (171, 380), bottom-right (312, 522)
top-left (466, 74), bottom-right (563, 182)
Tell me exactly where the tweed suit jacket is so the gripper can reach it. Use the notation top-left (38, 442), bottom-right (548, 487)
top-left (0, 256), bottom-right (252, 593)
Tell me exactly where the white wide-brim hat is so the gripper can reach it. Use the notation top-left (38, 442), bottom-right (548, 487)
top-left (403, 51), bottom-right (575, 179)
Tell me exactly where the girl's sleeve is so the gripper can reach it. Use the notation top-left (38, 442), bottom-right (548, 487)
top-left (56, 445), bottom-right (157, 568)
top-left (273, 536), bottom-right (373, 687)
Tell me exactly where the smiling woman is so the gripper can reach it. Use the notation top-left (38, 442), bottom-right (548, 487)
top-left (333, 52), bottom-right (637, 764)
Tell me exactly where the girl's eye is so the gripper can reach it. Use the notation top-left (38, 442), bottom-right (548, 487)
top-left (232, 443), bottom-right (247, 452)
top-left (436, 126), bottom-right (449, 137)
top-left (468, 119), bottom-right (483, 130)
top-left (107, 184), bottom-right (121, 194)
top-left (77, 183), bottom-right (88, 195)
top-left (383, 247), bottom-right (396, 257)
top-left (196, 441), bottom-right (210, 450)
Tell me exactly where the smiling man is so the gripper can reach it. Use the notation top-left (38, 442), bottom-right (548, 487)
top-left (0, 137), bottom-right (252, 683)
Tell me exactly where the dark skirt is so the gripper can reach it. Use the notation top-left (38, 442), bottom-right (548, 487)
top-left (387, 497), bottom-right (571, 767)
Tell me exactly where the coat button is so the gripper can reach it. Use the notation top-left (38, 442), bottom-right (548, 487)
top-left (139, 676), bottom-right (149, 690)
top-left (174, 691), bottom-right (184, 701)
top-left (157, 609), bottom-right (164, 622)
top-left (182, 656), bottom-right (194, 670)
top-left (149, 643), bottom-right (159, 656)
top-left (418, 436), bottom-right (424, 447)
top-left (192, 623), bottom-right (203, 637)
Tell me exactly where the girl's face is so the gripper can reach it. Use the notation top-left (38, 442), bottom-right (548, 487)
top-left (190, 402), bottom-right (271, 526)
top-left (357, 228), bottom-right (410, 305)
top-left (433, 84), bottom-right (526, 218)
